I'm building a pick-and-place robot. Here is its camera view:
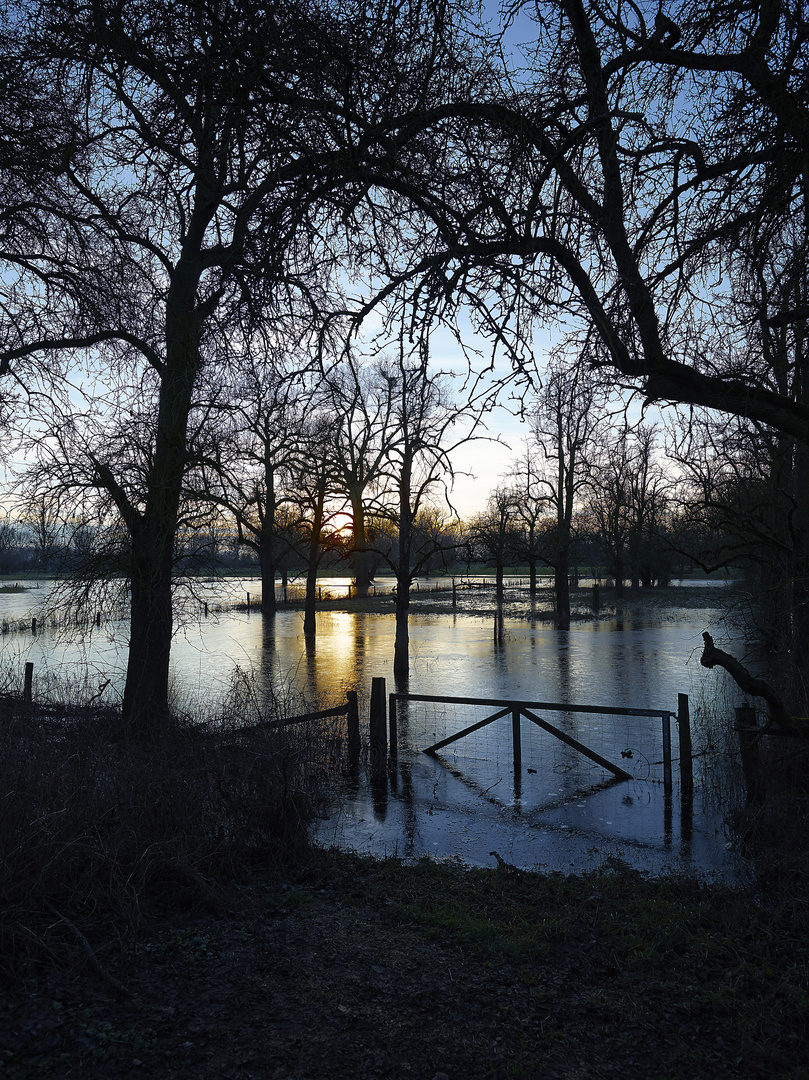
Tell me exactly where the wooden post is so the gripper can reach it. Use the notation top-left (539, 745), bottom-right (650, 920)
top-left (592, 584), bottom-right (600, 609)
top-left (511, 707), bottom-right (522, 774)
top-left (369, 677), bottom-right (387, 777)
top-left (23, 662), bottom-right (33, 706)
top-left (662, 713), bottom-right (672, 795)
top-left (736, 704), bottom-right (765, 806)
top-left (96, 611), bottom-right (101, 627)
top-left (204, 602), bottom-right (208, 617)
top-left (452, 578), bottom-right (457, 607)
top-left (346, 690), bottom-right (360, 762)
top-left (246, 592), bottom-right (250, 611)
top-left (388, 693), bottom-right (398, 758)
top-left (678, 693), bottom-right (693, 796)
top-left (31, 617), bottom-right (37, 634)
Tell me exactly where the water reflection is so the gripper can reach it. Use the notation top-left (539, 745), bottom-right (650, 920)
top-left (0, 583), bottom-right (749, 880)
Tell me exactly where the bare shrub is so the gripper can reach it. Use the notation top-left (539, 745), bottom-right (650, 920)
top-left (0, 669), bottom-right (349, 978)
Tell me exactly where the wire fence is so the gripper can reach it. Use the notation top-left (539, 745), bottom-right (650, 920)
top-left (390, 693), bottom-right (681, 809)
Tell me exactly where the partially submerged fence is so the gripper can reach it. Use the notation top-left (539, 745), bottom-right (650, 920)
top-left (15, 662), bottom-right (693, 796)
top-left (374, 679), bottom-right (693, 796)
top-left (256, 690), bottom-right (360, 749)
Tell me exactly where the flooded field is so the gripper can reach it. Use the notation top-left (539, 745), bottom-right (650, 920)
top-left (0, 576), bottom-right (751, 881)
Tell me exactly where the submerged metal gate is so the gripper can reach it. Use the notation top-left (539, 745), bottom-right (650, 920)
top-left (384, 689), bottom-right (693, 796)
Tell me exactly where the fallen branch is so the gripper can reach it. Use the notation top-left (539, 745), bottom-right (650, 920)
top-left (45, 901), bottom-right (131, 997)
top-left (699, 632), bottom-right (795, 732)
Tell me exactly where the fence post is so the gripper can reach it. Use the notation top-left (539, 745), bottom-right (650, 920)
top-left (369, 677), bottom-right (387, 778)
top-left (735, 704), bottom-right (765, 806)
top-left (388, 693), bottom-right (398, 758)
top-left (511, 707), bottom-right (522, 774)
top-left (662, 713), bottom-right (672, 795)
top-left (346, 690), bottom-right (360, 763)
top-left (31, 617), bottom-right (36, 634)
top-left (23, 661), bottom-right (33, 706)
top-left (678, 693), bottom-right (693, 796)
top-left (246, 592), bottom-right (250, 611)
top-left (452, 578), bottom-right (457, 607)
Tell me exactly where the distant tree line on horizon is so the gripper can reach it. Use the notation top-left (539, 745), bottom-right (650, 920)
top-left (0, 369), bottom-right (765, 623)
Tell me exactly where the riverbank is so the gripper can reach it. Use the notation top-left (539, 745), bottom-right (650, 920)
top-left (2, 849), bottom-right (807, 1080)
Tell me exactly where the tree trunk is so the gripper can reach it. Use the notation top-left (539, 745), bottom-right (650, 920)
top-left (394, 453), bottom-right (413, 675)
top-left (630, 562), bottom-right (640, 590)
top-left (528, 556), bottom-right (537, 597)
top-left (614, 551), bottom-right (625, 598)
top-left (304, 483), bottom-right (326, 637)
top-left (394, 583), bottom-right (410, 674)
top-left (260, 460), bottom-right (277, 613)
top-left (788, 442), bottom-right (809, 679)
top-left (557, 463), bottom-right (573, 622)
top-left (123, 521), bottom-right (174, 737)
top-left (495, 559), bottom-right (505, 602)
top-left (555, 547), bottom-right (570, 624)
top-left (701, 631), bottom-right (794, 731)
top-left (258, 531), bottom-right (277, 613)
top-left (121, 267), bottom-right (200, 736)
top-left (349, 487), bottom-right (371, 597)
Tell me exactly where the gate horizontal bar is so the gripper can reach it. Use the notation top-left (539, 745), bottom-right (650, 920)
top-left (391, 692), bottom-right (673, 720)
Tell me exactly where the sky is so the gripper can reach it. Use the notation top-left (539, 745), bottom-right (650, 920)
top-left (430, 339), bottom-right (540, 519)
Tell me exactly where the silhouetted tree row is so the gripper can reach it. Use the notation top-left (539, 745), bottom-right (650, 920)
top-left (2, 0), bottom-right (808, 727)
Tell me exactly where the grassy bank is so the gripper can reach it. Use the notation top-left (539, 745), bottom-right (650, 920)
top-left (2, 850), bottom-right (808, 1078)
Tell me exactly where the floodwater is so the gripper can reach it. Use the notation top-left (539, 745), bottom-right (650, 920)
top-left (0, 576), bottom-right (751, 882)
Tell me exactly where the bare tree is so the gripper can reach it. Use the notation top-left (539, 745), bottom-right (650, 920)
top-left (323, 358), bottom-right (398, 597)
top-left (586, 431), bottom-right (635, 599)
top-left (1, 0), bottom-right (490, 733)
top-left (503, 448), bottom-right (551, 599)
top-left (527, 361), bottom-right (605, 620)
top-left (466, 487), bottom-right (520, 604)
top-left (288, 417), bottom-right (345, 638)
top-left (193, 357), bottom-right (312, 613)
top-left (375, 348), bottom-right (481, 674)
top-left (625, 425), bottom-right (671, 590)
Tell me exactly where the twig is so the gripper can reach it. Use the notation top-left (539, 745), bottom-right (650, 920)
top-left (45, 901), bottom-right (131, 997)
top-left (489, 850), bottom-right (523, 875)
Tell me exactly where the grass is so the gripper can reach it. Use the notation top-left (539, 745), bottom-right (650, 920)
top-left (313, 851), bottom-right (809, 1074)
top-left (4, 846), bottom-right (808, 1078)
top-left (1, 690), bottom-right (808, 1078)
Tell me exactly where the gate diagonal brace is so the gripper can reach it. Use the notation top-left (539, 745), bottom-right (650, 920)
top-left (521, 708), bottom-right (633, 781)
top-left (422, 707), bottom-right (512, 755)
